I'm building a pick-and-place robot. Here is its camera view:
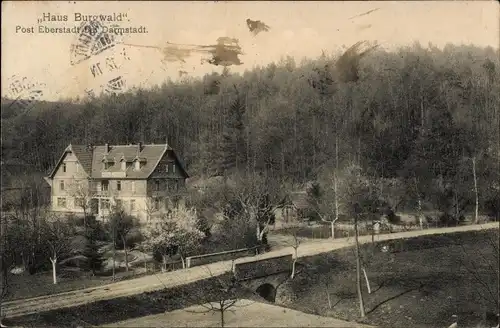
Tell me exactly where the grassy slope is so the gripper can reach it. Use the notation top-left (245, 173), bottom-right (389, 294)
top-left (283, 229), bottom-right (499, 328)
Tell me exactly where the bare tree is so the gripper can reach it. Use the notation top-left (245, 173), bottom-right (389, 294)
top-left (288, 229), bottom-right (301, 279)
top-left (229, 173), bottom-right (287, 244)
top-left (41, 215), bottom-right (75, 284)
top-left (108, 209), bottom-right (139, 272)
top-left (144, 196), bottom-right (157, 225)
top-left (68, 179), bottom-right (97, 229)
top-left (310, 176), bottom-right (340, 239)
top-left (187, 267), bottom-right (254, 328)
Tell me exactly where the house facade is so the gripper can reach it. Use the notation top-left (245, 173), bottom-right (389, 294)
top-left (44, 142), bottom-right (189, 222)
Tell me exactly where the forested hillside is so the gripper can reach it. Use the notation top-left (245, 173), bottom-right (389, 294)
top-left (2, 42), bottom-right (499, 217)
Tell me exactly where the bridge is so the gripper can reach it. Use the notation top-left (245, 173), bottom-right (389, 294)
top-left (232, 254), bottom-right (294, 302)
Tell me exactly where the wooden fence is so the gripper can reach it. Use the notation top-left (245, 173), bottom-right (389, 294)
top-left (185, 245), bottom-right (265, 268)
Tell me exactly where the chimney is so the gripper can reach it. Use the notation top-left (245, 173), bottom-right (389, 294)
top-left (105, 143), bottom-right (110, 154)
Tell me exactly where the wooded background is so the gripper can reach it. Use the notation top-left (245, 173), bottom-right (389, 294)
top-left (2, 42), bottom-right (499, 218)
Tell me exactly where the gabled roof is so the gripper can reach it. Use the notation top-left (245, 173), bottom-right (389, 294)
top-left (48, 144), bottom-right (93, 178)
top-left (47, 143), bottom-right (189, 180)
top-left (282, 191), bottom-right (309, 210)
top-left (71, 145), bottom-right (93, 175)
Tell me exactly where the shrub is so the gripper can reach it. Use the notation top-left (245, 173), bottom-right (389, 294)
top-left (438, 213), bottom-right (465, 226)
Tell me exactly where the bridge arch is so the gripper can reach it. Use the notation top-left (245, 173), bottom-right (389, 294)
top-left (256, 283), bottom-right (277, 303)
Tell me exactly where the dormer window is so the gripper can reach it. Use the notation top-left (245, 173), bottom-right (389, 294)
top-left (102, 156), bottom-right (115, 170)
top-left (121, 161), bottom-right (126, 171)
top-left (133, 157), bottom-right (147, 171)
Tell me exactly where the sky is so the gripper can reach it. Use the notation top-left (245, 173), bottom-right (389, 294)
top-left (1, 1), bottom-right (499, 101)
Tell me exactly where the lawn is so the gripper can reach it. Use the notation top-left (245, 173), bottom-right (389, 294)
top-left (4, 248), bottom-right (155, 301)
top-left (4, 229), bottom-right (499, 328)
top-left (106, 299), bottom-right (373, 327)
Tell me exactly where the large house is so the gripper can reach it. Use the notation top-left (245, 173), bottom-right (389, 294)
top-left (44, 142), bottom-right (189, 222)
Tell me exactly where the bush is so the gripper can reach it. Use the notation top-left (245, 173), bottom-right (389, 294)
top-left (206, 214), bottom-right (258, 253)
top-left (115, 228), bottom-right (143, 249)
top-left (438, 213), bottom-right (465, 226)
top-left (484, 197), bottom-right (500, 221)
top-left (386, 210), bottom-right (401, 224)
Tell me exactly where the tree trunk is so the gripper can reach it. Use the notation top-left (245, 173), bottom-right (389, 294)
top-left (180, 254), bottom-right (186, 269)
top-left (362, 267), bottom-right (371, 294)
top-left (220, 306), bottom-right (225, 328)
top-left (472, 156), bottom-right (479, 224)
top-left (326, 283), bottom-right (332, 309)
top-left (354, 215), bottom-right (366, 317)
top-left (291, 246), bottom-right (298, 279)
top-left (112, 243), bottom-right (116, 281)
top-left (50, 256), bottom-right (57, 285)
top-left (121, 235), bottom-right (129, 272)
top-left (371, 219), bottom-right (375, 244)
top-left (161, 254), bottom-right (168, 272)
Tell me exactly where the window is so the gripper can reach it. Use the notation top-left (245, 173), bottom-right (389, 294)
top-left (101, 199), bottom-right (111, 210)
top-left (57, 197), bottom-right (67, 208)
top-left (121, 161), bottom-right (126, 171)
top-left (59, 180), bottom-right (65, 191)
top-left (165, 164), bottom-right (169, 173)
top-left (104, 162), bottom-right (113, 170)
top-left (117, 180), bottom-right (121, 191)
top-left (131, 181), bottom-right (136, 192)
top-left (155, 180), bottom-right (160, 191)
top-left (75, 198), bottom-right (85, 207)
top-left (130, 199), bottom-right (136, 211)
top-left (172, 164), bottom-right (176, 173)
top-left (154, 198), bottom-right (160, 211)
top-left (134, 160), bottom-right (140, 171)
top-left (115, 199), bottom-right (123, 209)
top-left (62, 163), bottom-right (67, 173)
top-left (101, 180), bottom-right (109, 191)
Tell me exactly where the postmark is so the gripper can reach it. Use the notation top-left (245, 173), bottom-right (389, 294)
top-left (70, 20), bottom-right (131, 97)
top-left (4, 75), bottom-right (46, 114)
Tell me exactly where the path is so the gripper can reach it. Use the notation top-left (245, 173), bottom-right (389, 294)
top-left (3, 222), bottom-right (498, 319)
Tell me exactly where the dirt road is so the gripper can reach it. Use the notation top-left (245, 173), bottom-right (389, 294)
top-left (3, 222), bottom-right (498, 318)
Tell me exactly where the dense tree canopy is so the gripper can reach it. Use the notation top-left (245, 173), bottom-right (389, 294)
top-left (2, 42), bottom-right (499, 217)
